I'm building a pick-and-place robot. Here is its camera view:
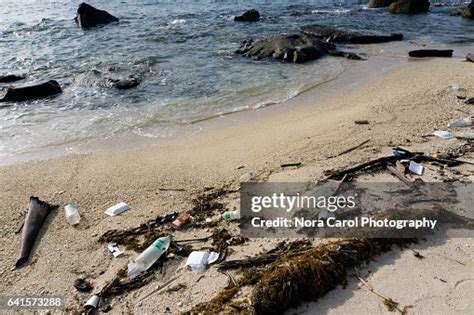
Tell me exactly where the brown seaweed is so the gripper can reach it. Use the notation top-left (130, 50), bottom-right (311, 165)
top-left (253, 238), bottom-right (415, 314)
top-left (14, 196), bottom-right (54, 268)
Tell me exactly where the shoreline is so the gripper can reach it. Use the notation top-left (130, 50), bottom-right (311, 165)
top-left (1, 52), bottom-right (473, 313)
top-left (0, 49), bottom-right (408, 167)
top-left (2, 41), bottom-right (472, 167)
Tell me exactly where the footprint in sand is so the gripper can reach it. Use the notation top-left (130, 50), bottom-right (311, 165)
top-left (445, 279), bottom-right (474, 312)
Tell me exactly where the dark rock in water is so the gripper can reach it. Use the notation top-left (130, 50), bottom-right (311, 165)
top-left (108, 77), bottom-right (141, 90)
top-left (235, 34), bottom-right (362, 63)
top-left (450, 8), bottom-right (464, 16)
top-left (408, 49), bottom-right (453, 58)
top-left (0, 80), bottom-right (62, 102)
top-left (389, 0), bottom-right (430, 14)
top-left (0, 74), bottom-right (25, 83)
top-left (301, 25), bottom-right (403, 44)
top-left (463, 1), bottom-right (474, 19)
top-left (75, 2), bottom-right (119, 28)
top-left (367, 0), bottom-right (397, 8)
top-left (234, 9), bottom-right (260, 22)
top-left (467, 53), bottom-right (474, 62)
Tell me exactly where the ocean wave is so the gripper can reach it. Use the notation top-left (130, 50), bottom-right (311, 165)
top-left (311, 9), bottom-right (352, 15)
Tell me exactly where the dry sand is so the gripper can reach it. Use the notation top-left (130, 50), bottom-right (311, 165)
top-left (0, 55), bottom-right (473, 314)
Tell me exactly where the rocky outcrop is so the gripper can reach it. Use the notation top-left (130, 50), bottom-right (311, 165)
top-left (75, 3), bottom-right (118, 28)
top-left (463, 1), bottom-right (474, 19)
top-left (408, 49), bottom-right (453, 58)
top-left (236, 34), bottom-right (362, 63)
top-left (466, 53), bottom-right (474, 62)
top-left (234, 9), bottom-right (260, 22)
top-left (301, 25), bottom-right (403, 44)
top-left (108, 77), bottom-right (141, 90)
top-left (73, 68), bottom-right (141, 90)
top-left (0, 74), bottom-right (25, 83)
top-left (367, 0), bottom-right (397, 8)
top-left (389, 0), bottom-right (430, 14)
top-left (0, 80), bottom-right (62, 102)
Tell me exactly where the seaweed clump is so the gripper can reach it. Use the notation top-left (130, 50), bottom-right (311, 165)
top-left (253, 238), bottom-right (415, 315)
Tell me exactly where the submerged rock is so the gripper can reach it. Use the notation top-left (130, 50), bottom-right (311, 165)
top-left (463, 1), bottom-right (474, 19)
top-left (108, 77), bottom-right (141, 90)
top-left (389, 0), bottom-right (430, 14)
top-left (0, 74), bottom-right (25, 83)
top-left (75, 2), bottom-right (119, 28)
top-left (0, 80), bottom-right (62, 102)
top-left (236, 34), bottom-right (362, 63)
top-left (450, 8), bottom-right (464, 16)
top-left (367, 0), bottom-right (397, 8)
top-left (408, 49), bottom-right (453, 58)
top-left (301, 25), bottom-right (403, 44)
top-left (234, 9), bottom-right (260, 22)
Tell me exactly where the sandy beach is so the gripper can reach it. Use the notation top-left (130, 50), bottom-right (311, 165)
top-left (1, 54), bottom-right (473, 314)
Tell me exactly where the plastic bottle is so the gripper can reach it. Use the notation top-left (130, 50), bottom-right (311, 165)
top-left (127, 235), bottom-right (171, 279)
top-left (65, 204), bottom-right (81, 225)
top-left (447, 117), bottom-right (473, 128)
top-left (222, 209), bottom-right (241, 221)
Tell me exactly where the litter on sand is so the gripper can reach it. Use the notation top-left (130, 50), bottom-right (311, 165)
top-left (107, 243), bottom-right (124, 258)
top-left (433, 130), bottom-right (454, 140)
top-left (408, 161), bottom-right (424, 175)
top-left (185, 251), bottom-right (219, 272)
top-left (105, 202), bottom-right (130, 217)
top-left (172, 213), bottom-right (191, 229)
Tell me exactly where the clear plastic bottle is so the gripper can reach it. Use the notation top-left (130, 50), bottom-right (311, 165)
top-left (127, 235), bottom-right (171, 278)
top-left (65, 204), bottom-right (80, 225)
top-left (222, 209), bottom-right (241, 221)
top-left (447, 117), bottom-right (473, 128)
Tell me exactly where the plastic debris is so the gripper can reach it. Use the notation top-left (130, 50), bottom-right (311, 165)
top-left (448, 117), bottom-right (473, 128)
top-left (433, 130), bottom-right (454, 140)
top-left (107, 243), bottom-right (124, 258)
top-left (105, 202), bottom-right (130, 217)
top-left (222, 209), bottom-right (240, 221)
top-left (172, 213), bottom-right (191, 229)
top-left (65, 203), bottom-right (81, 225)
top-left (451, 81), bottom-right (460, 91)
top-left (84, 295), bottom-right (100, 309)
top-left (185, 251), bottom-right (219, 272)
top-left (239, 168), bottom-right (255, 182)
top-left (408, 161), bottom-right (424, 175)
top-left (128, 235), bottom-right (171, 279)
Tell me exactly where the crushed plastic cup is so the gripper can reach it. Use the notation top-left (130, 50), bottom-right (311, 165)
top-left (84, 295), bottom-right (100, 309)
top-left (104, 202), bottom-right (130, 216)
top-left (433, 130), bottom-right (454, 140)
top-left (185, 251), bottom-right (219, 272)
top-left (65, 204), bottom-right (81, 225)
top-left (408, 161), bottom-right (424, 176)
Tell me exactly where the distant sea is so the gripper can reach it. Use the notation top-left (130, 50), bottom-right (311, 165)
top-left (0, 0), bottom-right (473, 158)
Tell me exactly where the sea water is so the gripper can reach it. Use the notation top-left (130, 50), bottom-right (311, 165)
top-left (0, 0), bottom-right (472, 160)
